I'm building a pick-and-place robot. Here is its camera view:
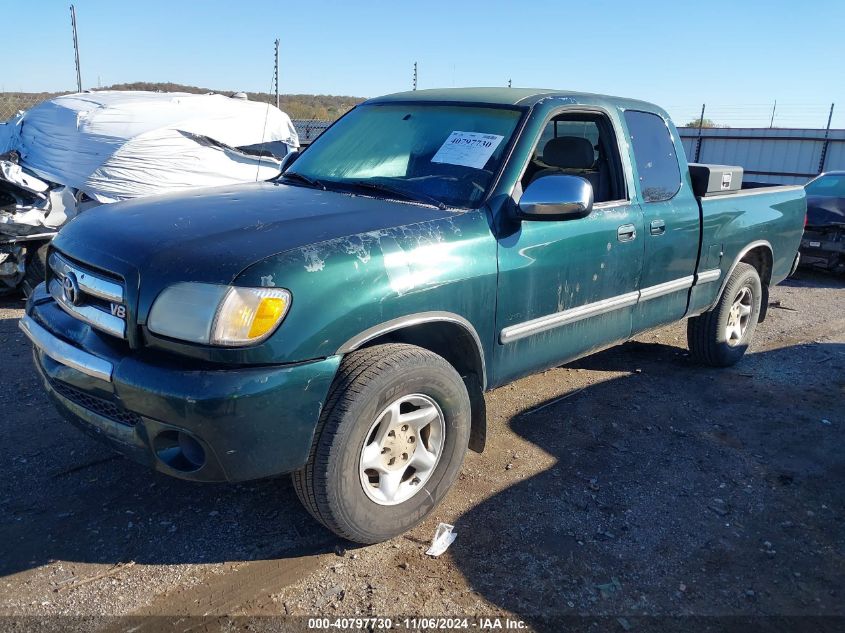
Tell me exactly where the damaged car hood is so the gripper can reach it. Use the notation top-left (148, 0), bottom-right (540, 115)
top-left (52, 180), bottom-right (460, 297)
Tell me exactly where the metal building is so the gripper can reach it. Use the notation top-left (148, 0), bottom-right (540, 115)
top-left (678, 127), bottom-right (845, 185)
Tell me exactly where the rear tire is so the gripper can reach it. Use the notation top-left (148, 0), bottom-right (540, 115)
top-left (292, 343), bottom-right (470, 544)
top-left (687, 262), bottom-right (762, 367)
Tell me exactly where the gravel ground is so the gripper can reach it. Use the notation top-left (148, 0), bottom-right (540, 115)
top-left (0, 270), bottom-right (842, 631)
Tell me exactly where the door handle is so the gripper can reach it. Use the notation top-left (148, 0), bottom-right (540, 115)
top-left (617, 224), bottom-right (637, 242)
top-left (650, 219), bottom-right (666, 235)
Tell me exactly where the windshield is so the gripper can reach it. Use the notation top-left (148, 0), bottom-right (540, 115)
top-left (806, 174), bottom-right (845, 197)
top-left (286, 103), bottom-right (523, 208)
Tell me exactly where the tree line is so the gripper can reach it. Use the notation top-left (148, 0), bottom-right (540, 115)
top-left (2, 82), bottom-right (366, 121)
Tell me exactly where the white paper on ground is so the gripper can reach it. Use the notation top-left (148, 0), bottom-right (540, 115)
top-left (425, 522), bottom-right (457, 556)
top-left (431, 131), bottom-right (504, 169)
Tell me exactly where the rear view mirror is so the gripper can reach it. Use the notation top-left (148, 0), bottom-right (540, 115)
top-left (516, 175), bottom-right (593, 220)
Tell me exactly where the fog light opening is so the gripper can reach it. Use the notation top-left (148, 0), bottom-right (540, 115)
top-left (153, 430), bottom-right (206, 472)
top-left (178, 432), bottom-right (205, 468)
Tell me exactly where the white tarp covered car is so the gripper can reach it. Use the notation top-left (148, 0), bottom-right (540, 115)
top-left (0, 90), bottom-right (299, 293)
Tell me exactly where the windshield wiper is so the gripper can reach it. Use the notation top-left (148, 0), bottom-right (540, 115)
top-left (281, 171), bottom-right (327, 190)
top-left (348, 181), bottom-right (447, 210)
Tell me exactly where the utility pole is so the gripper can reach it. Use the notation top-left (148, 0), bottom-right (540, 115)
top-left (70, 5), bottom-right (82, 92)
top-left (694, 103), bottom-right (706, 163)
top-left (413, 62), bottom-right (417, 91)
top-left (769, 100), bottom-right (777, 128)
top-left (818, 103), bottom-right (835, 174)
top-left (274, 39), bottom-right (280, 109)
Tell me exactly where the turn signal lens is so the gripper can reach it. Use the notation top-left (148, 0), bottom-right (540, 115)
top-left (211, 287), bottom-right (291, 346)
top-left (249, 297), bottom-right (288, 338)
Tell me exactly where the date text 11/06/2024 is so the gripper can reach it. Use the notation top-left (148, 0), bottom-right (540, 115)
top-left (307, 617), bottom-right (528, 630)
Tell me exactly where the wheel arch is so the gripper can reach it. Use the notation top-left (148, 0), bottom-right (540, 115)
top-left (711, 240), bottom-right (773, 320)
top-left (337, 312), bottom-right (488, 453)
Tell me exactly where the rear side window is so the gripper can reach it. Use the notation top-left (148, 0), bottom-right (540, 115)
top-left (624, 110), bottom-right (681, 202)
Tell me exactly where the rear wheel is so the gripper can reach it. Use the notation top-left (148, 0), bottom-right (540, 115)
top-left (292, 343), bottom-right (470, 543)
top-left (687, 262), bottom-right (763, 367)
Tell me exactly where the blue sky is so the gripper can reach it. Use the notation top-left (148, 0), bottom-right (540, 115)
top-left (5, 0), bottom-right (844, 128)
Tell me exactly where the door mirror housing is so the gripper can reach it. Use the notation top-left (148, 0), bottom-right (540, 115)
top-left (516, 175), bottom-right (594, 221)
top-left (279, 149), bottom-right (300, 173)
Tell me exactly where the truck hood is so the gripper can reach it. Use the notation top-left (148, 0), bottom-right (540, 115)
top-left (51, 181), bottom-right (459, 319)
top-left (54, 181), bottom-right (457, 277)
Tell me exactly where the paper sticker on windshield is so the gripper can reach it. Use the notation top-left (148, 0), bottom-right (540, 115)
top-left (431, 131), bottom-right (504, 169)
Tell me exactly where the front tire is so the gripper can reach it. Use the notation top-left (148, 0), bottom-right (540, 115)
top-left (687, 262), bottom-right (763, 367)
top-left (292, 343), bottom-right (470, 543)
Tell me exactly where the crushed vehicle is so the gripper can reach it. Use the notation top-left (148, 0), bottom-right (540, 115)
top-left (21, 88), bottom-right (805, 543)
top-left (800, 171), bottom-right (845, 273)
top-left (0, 91), bottom-right (299, 294)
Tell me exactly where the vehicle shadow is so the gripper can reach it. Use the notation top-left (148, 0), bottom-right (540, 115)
top-left (451, 339), bottom-right (845, 628)
top-left (782, 268), bottom-right (845, 289)
top-left (0, 293), bottom-right (25, 311)
top-left (2, 296), bottom-right (843, 624)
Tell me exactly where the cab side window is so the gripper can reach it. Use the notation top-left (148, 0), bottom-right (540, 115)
top-left (521, 112), bottom-right (625, 204)
top-left (623, 110), bottom-right (681, 202)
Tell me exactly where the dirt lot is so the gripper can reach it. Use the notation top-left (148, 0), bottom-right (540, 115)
top-left (0, 270), bottom-right (843, 632)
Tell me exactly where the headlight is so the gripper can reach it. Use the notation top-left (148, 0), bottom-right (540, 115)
top-left (148, 283), bottom-right (291, 346)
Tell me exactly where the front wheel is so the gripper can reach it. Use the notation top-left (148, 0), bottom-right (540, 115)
top-left (687, 262), bottom-right (763, 367)
top-left (292, 343), bottom-right (470, 543)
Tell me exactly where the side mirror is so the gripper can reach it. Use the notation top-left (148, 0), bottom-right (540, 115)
top-left (516, 175), bottom-right (593, 221)
top-left (279, 149), bottom-right (300, 173)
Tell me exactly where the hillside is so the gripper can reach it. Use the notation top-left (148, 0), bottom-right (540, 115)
top-left (1, 82), bottom-right (366, 121)
top-left (103, 83), bottom-right (365, 120)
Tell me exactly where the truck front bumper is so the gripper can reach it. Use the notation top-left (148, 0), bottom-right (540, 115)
top-left (21, 297), bottom-right (340, 483)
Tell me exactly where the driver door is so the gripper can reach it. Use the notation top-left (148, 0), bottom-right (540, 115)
top-left (493, 110), bottom-right (644, 385)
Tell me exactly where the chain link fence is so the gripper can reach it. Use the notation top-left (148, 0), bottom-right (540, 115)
top-left (292, 119), bottom-right (331, 145)
top-left (1, 92), bottom-right (69, 122)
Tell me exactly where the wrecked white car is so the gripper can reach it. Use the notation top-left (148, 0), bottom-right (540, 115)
top-left (0, 91), bottom-right (299, 294)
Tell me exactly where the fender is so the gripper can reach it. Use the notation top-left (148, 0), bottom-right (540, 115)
top-left (708, 239), bottom-right (773, 311)
top-left (337, 310), bottom-right (487, 390)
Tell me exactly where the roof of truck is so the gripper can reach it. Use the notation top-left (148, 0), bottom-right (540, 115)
top-left (368, 87), bottom-right (664, 114)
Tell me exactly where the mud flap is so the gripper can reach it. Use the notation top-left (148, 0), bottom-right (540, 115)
top-left (465, 373), bottom-right (486, 453)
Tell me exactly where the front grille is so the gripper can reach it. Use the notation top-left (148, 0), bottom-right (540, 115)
top-left (50, 378), bottom-right (142, 427)
top-left (48, 251), bottom-right (127, 340)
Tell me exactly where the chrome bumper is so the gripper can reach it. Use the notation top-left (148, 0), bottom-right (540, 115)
top-left (18, 314), bottom-right (113, 382)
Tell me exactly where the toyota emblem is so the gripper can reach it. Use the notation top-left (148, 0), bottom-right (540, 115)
top-left (62, 272), bottom-right (82, 306)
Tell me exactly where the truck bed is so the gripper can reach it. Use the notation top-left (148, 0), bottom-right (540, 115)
top-left (687, 182), bottom-right (806, 316)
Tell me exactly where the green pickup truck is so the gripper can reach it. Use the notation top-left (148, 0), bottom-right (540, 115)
top-left (21, 88), bottom-right (805, 543)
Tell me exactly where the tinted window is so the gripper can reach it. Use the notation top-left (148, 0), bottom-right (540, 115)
top-left (805, 173), bottom-right (845, 197)
top-left (521, 112), bottom-right (625, 203)
top-left (534, 120), bottom-right (600, 163)
top-left (624, 110), bottom-right (681, 202)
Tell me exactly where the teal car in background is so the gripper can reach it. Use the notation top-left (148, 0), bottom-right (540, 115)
top-left (800, 171), bottom-right (845, 272)
top-left (21, 88), bottom-right (805, 543)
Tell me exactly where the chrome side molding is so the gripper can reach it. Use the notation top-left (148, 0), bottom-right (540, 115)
top-left (500, 270), bottom-right (723, 344)
top-left (638, 275), bottom-right (694, 301)
top-left (500, 291), bottom-right (639, 344)
top-left (18, 315), bottom-right (114, 382)
top-left (695, 268), bottom-right (722, 284)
